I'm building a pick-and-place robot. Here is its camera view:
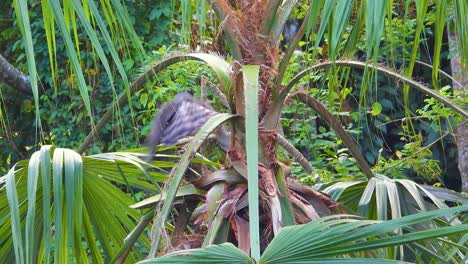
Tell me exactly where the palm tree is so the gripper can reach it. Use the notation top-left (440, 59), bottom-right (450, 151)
top-left (1, 0), bottom-right (467, 263)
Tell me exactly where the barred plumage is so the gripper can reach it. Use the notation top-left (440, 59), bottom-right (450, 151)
top-left (161, 100), bottom-right (216, 145)
top-left (146, 92), bottom-right (229, 158)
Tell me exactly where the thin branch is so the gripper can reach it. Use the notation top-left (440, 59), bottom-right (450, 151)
top-left (277, 133), bottom-right (315, 175)
top-left (262, 60), bottom-right (468, 130)
top-left (291, 91), bottom-right (375, 179)
top-left (414, 60), bottom-right (464, 88)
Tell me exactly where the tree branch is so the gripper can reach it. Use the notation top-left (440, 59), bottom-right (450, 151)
top-left (0, 54), bottom-right (32, 95)
top-left (262, 60), bottom-right (468, 130)
top-left (277, 133), bottom-right (315, 176)
top-left (291, 91), bottom-right (375, 179)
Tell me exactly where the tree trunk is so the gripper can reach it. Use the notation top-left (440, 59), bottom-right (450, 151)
top-left (448, 31), bottom-right (468, 192)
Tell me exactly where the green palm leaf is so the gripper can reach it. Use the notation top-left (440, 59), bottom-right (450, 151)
top-left (243, 64), bottom-right (261, 260)
top-left (139, 243), bottom-right (253, 264)
top-left (0, 146), bottom-right (166, 262)
top-left (260, 206), bottom-right (467, 263)
top-left (148, 113), bottom-right (236, 257)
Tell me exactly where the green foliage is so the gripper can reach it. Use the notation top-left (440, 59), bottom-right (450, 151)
top-left (277, 8), bottom-right (464, 189)
top-left (416, 86), bottom-right (464, 125)
top-left (2, 0), bottom-right (467, 262)
top-left (0, 1), bottom-right (176, 173)
top-left (140, 207), bottom-right (468, 263)
top-left (374, 133), bottom-right (441, 180)
top-left (0, 146), bottom-right (167, 262)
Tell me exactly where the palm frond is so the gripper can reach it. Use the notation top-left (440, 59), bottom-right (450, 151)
top-left (0, 146), bottom-right (165, 262)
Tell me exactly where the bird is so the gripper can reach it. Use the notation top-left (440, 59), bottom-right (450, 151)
top-left (145, 91), bottom-right (229, 159)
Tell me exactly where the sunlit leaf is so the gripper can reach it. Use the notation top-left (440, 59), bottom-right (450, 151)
top-left (139, 243), bottom-right (253, 263)
top-left (371, 102), bottom-right (382, 116)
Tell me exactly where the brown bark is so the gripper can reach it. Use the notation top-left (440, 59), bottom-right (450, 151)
top-left (448, 31), bottom-right (468, 192)
top-left (0, 54), bottom-right (32, 95)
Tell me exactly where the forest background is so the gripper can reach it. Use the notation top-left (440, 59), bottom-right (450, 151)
top-left (0, 0), bottom-right (467, 263)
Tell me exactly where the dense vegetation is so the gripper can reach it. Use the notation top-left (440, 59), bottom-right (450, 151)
top-left (0, 1), bottom-right (467, 263)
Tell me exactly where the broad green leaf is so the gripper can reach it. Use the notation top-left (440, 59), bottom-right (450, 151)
top-left (395, 179), bottom-right (426, 211)
top-left (432, 0), bottom-right (446, 88)
top-left (421, 185), bottom-right (468, 204)
top-left (25, 151), bottom-right (40, 263)
top-left (261, 206), bottom-right (468, 263)
top-left (64, 150), bottom-right (77, 257)
top-left (205, 183), bottom-right (225, 224)
top-left (275, 166), bottom-right (295, 227)
top-left (323, 181), bottom-right (364, 201)
top-left (375, 177), bottom-right (388, 220)
top-left (243, 64), bottom-right (260, 261)
top-left (5, 165), bottom-right (24, 264)
top-left (196, 0), bottom-right (206, 39)
top-left (366, 0), bottom-right (387, 61)
top-left (268, 0), bottom-right (300, 43)
top-left (139, 243), bottom-right (253, 263)
top-left (305, 0), bottom-right (325, 39)
top-left (40, 0), bottom-right (58, 94)
top-left (314, 0), bottom-right (336, 52)
top-left (329, 0), bottom-right (352, 59)
top-left (181, 0), bottom-right (192, 46)
top-left (52, 148), bottom-right (64, 263)
top-left (343, 0), bottom-right (366, 57)
top-left (371, 102), bottom-right (382, 116)
top-left (40, 146), bottom-right (52, 264)
top-left (359, 177), bottom-right (376, 217)
top-left (1, 147), bottom-right (151, 262)
top-left (13, 0), bottom-right (41, 130)
top-left (203, 201), bottom-right (232, 246)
